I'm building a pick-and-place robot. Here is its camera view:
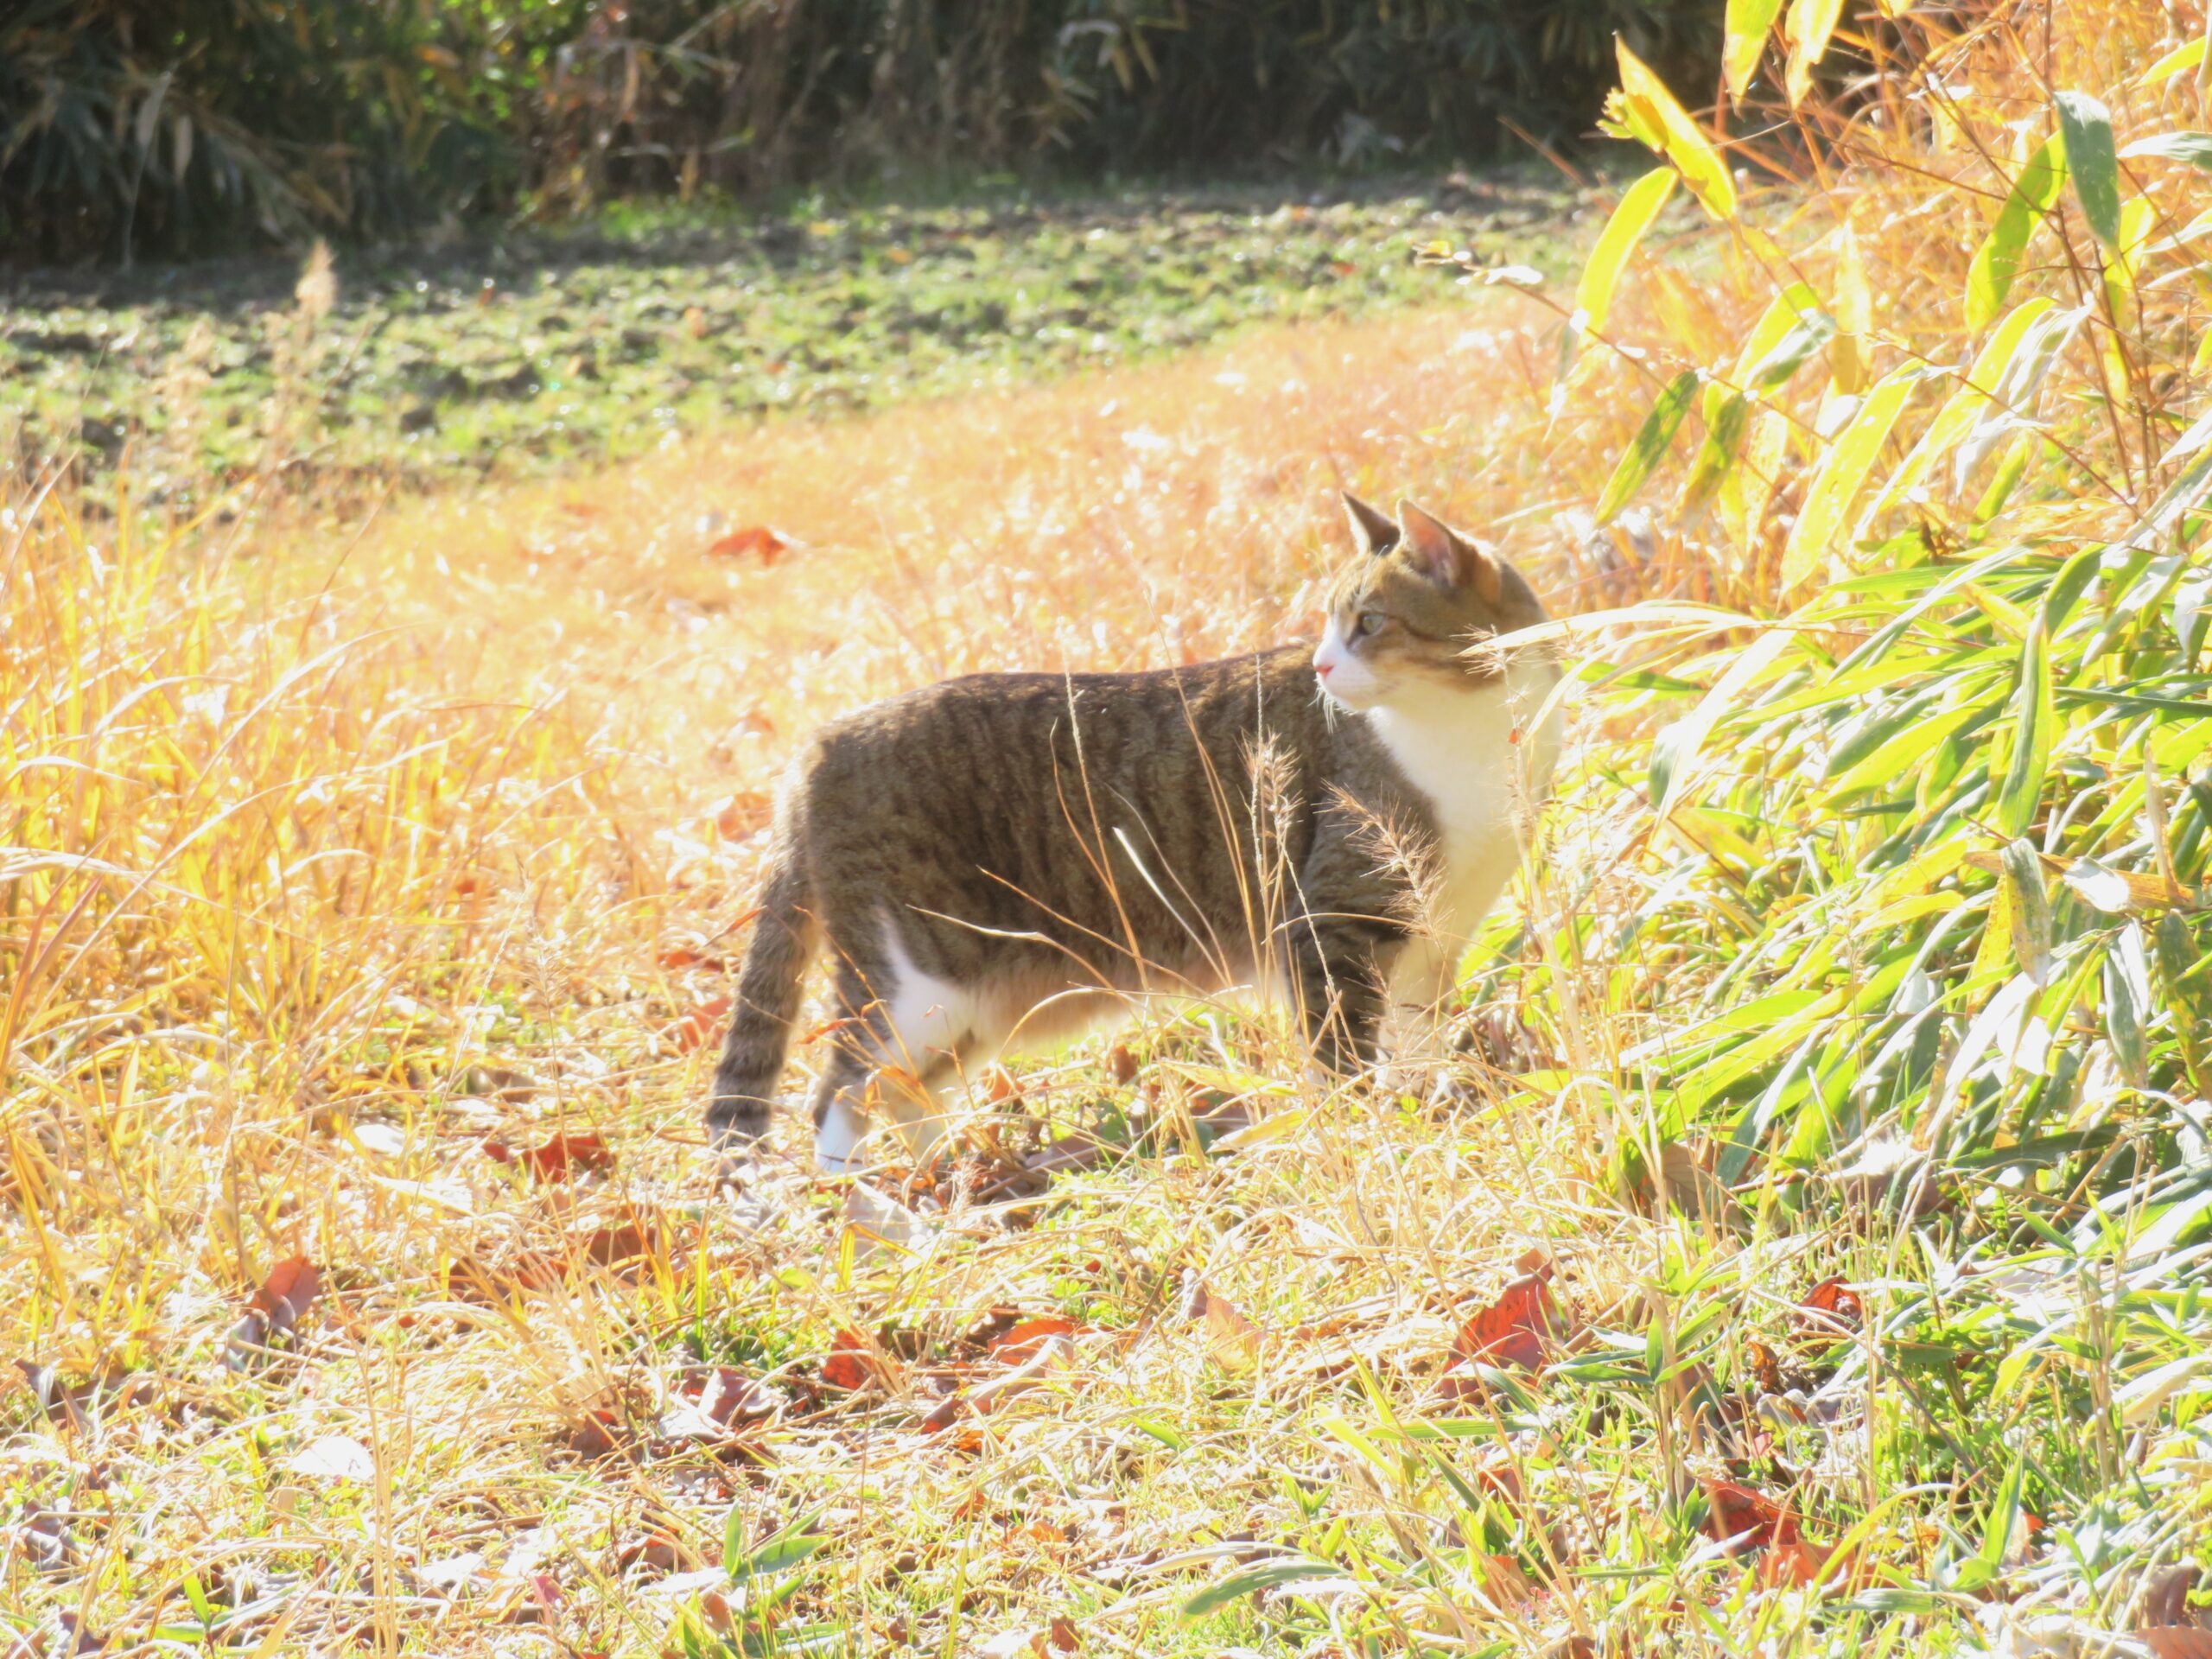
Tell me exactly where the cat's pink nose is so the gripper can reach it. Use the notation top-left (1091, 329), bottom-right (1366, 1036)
top-left (1315, 660), bottom-right (1333, 679)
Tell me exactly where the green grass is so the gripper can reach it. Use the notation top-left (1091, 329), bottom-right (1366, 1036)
top-left (0, 168), bottom-right (1585, 505)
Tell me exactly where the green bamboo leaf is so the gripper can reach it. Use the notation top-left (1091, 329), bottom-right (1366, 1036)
top-left (1598, 369), bottom-right (1699, 523)
top-left (1724, 0), bottom-right (1784, 97)
top-left (1866, 297), bottom-right (2054, 523)
top-left (1782, 365), bottom-right (1921, 589)
top-left (1681, 306), bottom-right (1833, 517)
top-left (1183, 1556), bottom-right (1344, 1618)
top-left (2002, 837), bottom-right (2054, 986)
top-left (1997, 613), bottom-right (2054, 837)
top-left (1966, 139), bottom-right (2066, 330)
top-left (1649, 627), bottom-right (1798, 818)
top-left (2105, 924), bottom-right (2151, 1087)
top-left (2055, 92), bottom-right (2122, 250)
top-left (1575, 168), bottom-right (1677, 337)
top-left (2115, 405), bottom-right (2212, 554)
top-left (1823, 702), bottom-right (1984, 801)
top-left (2120, 131), bottom-right (2212, 168)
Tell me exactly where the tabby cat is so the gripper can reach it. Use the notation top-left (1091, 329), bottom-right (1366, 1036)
top-left (707, 494), bottom-right (1561, 1171)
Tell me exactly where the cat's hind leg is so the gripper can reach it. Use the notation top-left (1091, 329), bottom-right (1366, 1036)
top-left (809, 949), bottom-right (1002, 1173)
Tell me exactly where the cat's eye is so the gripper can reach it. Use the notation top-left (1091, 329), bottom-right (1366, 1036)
top-left (1354, 611), bottom-right (1385, 637)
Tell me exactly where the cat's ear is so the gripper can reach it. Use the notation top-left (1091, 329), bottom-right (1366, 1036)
top-left (1342, 492), bottom-right (1399, 556)
top-left (1395, 499), bottom-right (1503, 604)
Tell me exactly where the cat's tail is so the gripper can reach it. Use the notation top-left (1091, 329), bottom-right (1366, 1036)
top-left (706, 784), bottom-right (816, 1151)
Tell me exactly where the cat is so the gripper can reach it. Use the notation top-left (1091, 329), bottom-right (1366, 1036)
top-left (706, 493), bottom-right (1561, 1172)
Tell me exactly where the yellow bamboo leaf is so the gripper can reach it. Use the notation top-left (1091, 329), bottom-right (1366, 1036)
top-left (1784, 0), bottom-right (1847, 106)
top-left (1782, 365), bottom-right (1919, 591)
top-left (1574, 168), bottom-right (1678, 336)
top-left (1724, 0), bottom-right (1785, 98)
top-left (1611, 41), bottom-right (1738, 221)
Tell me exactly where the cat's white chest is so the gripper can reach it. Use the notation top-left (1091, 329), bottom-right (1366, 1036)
top-left (1365, 671), bottom-right (1558, 938)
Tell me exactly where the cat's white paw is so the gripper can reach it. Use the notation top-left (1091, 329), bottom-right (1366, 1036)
top-left (814, 1097), bottom-right (868, 1174)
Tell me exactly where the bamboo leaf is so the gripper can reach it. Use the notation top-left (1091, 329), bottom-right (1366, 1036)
top-left (2139, 39), bottom-right (2207, 86)
top-left (1598, 370), bottom-right (1699, 523)
top-left (1575, 168), bottom-right (1677, 336)
top-left (2120, 131), bottom-right (2212, 168)
top-left (1183, 1556), bottom-right (1344, 1618)
top-left (1823, 702), bottom-right (1983, 801)
top-left (1997, 613), bottom-right (2055, 838)
top-left (1965, 139), bottom-right (2066, 331)
top-left (1649, 628), bottom-right (1798, 818)
top-left (1866, 297), bottom-right (2054, 524)
top-left (1783, 0), bottom-right (1846, 108)
top-left (1782, 365), bottom-right (1919, 590)
top-left (2054, 92), bottom-right (2122, 250)
top-left (1611, 41), bottom-right (1738, 221)
top-left (1724, 0), bottom-right (1785, 98)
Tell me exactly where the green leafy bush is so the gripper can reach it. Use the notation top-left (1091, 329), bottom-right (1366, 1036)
top-left (1, 0), bottom-right (1715, 257)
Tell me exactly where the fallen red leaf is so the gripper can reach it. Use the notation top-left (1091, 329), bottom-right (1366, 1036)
top-left (484, 1128), bottom-right (614, 1181)
top-left (1799, 1276), bottom-right (1864, 1332)
top-left (1452, 1264), bottom-right (1557, 1372)
top-left (705, 526), bottom-right (788, 563)
top-left (664, 996), bottom-right (732, 1053)
top-left (655, 946), bottom-right (725, 973)
top-left (1703, 1477), bottom-right (1803, 1554)
top-left (820, 1328), bottom-right (880, 1392)
top-left (988, 1316), bottom-right (1082, 1367)
top-left (226, 1255), bottom-right (321, 1367)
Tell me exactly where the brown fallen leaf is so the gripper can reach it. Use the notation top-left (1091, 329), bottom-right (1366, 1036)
top-left (1701, 1477), bottom-right (1847, 1590)
top-left (567, 1407), bottom-right (626, 1461)
top-left (226, 1255), bottom-right (321, 1369)
top-left (988, 1316), bottom-right (1084, 1367)
top-left (676, 1364), bottom-right (783, 1428)
top-left (1441, 1260), bottom-right (1558, 1393)
top-left (1797, 1276), bottom-right (1864, 1336)
top-left (1182, 1270), bottom-right (1263, 1370)
top-left (705, 526), bottom-right (788, 563)
top-left (664, 995), bottom-right (732, 1054)
top-left (1742, 1340), bottom-right (1783, 1395)
top-left (483, 1128), bottom-right (614, 1181)
top-left (2143, 1565), bottom-right (2209, 1624)
top-left (820, 1328), bottom-right (880, 1393)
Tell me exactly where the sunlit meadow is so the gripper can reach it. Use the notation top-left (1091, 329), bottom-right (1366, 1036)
top-left (7, 3), bottom-right (2212, 1656)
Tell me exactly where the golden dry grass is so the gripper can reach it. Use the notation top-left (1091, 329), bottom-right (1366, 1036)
top-left (7, 290), bottom-right (1648, 1657)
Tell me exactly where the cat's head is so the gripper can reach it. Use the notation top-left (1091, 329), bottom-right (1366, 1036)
top-left (1311, 493), bottom-right (1549, 713)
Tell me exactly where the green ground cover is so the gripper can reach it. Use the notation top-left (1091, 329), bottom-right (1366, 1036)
top-left (0, 169), bottom-right (1584, 502)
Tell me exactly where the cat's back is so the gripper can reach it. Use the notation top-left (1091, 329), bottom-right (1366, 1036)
top-left (803, 645), bottom-right (1329, 792)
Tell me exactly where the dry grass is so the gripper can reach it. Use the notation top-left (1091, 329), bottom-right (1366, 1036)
top-left (5, 293), bottom-right (1646, 1658)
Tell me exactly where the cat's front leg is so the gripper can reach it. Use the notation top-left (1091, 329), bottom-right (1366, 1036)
top-left (1289, 915), bottom-right (1392, 1079)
